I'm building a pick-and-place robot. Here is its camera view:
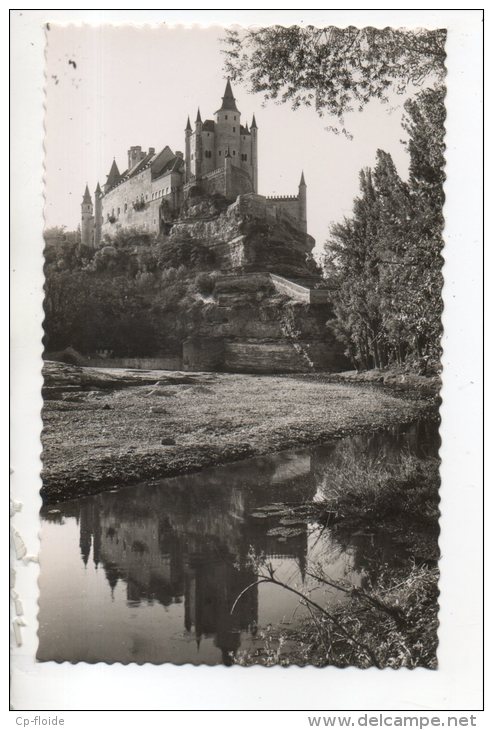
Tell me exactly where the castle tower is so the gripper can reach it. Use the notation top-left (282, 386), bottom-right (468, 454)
top-left (250, 114), bottom-right (258, 194)
top-left (194, 108), bottom-right (203, 180)
top-left (93, 182), bottom-right (102, 248)
top-left (103, 158), bottom-right (120, 194)
top-left (214, 79), bottom-right (241, 167)
top-left (81, 185), bottom-right (94, 248)
top-left (298, 171), bottom-right (307, 234)
top-left (185, 116), bottom-right (192, 183)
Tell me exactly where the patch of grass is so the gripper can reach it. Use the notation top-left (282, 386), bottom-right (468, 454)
top-left (316, 451), bottom-right (440, 528)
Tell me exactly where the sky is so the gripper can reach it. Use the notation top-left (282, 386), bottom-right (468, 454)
top-left (45, 24), bottom-right (415, 250)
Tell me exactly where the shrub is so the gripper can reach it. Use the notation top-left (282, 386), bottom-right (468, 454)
top-left (194, 272), bottom-right (217, 297)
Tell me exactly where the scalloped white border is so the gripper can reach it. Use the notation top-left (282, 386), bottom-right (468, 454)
top-left (10, 8), bottom-right (484, 714)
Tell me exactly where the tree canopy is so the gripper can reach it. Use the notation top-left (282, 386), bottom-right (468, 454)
top-left (222, 26), bottom-right (446, 129)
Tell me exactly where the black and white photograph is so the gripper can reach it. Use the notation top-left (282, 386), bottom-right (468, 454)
top-left (9, 10), bottom-right (484, 713)
top-left (35, 21), bottom-right (448, 670)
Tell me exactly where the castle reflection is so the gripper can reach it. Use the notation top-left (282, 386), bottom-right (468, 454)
top-left (39, 419), bottom-right (439, 665)
top-left (47, 450), bottom-right (315, 664)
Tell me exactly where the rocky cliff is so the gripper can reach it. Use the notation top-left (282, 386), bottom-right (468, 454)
top-left (164, 193), bottom-right (346, 373)
top-left (170, 192), bottom-right (317, 278)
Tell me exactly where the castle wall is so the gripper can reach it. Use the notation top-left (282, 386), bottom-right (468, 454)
top-left (231, 165), bottom-right (254, 197)
top-left (266, 196), bottom-right (300, 222)
top-left (185, 163), bottom-right (254, 202)
top-left (199, 167), bottom-right (226, 197)
top-left (101, 168), bottom-right (183, 239)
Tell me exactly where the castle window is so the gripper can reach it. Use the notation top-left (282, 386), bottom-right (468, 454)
top-left (124, 203), bottom-right (127, 212)
top-left (234, 115), bottom-right (236, 120)
top-left (225, 115), bottom-right (228, 120)
top-left (233, 150), bottom-right (236, 156)
top-left (218, 150), bottom-right (221, 156)
top-left (233, 127), bottom-right (236, 132)
top-left (117, 207), bottom-right (120, 216)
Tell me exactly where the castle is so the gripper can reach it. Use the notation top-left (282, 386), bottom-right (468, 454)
top-left (81, 79), bottom-right (307, 247)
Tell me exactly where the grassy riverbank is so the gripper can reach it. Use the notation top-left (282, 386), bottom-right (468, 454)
top-left (41, 361), bottom-right (436, 503)
top-left (235, 452), bottom-right (441, 669)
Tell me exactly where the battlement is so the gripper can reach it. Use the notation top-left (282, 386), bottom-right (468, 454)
top-left (266, 195), bottom-right (299, 201)
top-left (201, 167), bottom-right (223, 179)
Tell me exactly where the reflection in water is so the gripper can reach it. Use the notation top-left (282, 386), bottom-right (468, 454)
top-left (37, 420), bottom-right (439, 665)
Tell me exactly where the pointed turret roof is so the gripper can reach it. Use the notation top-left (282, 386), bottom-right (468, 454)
top-left (105, 158), bottom-right (120, 188)
top-left (195, 108), bottom-right (202, 124)
top-left (185, 115), bottom-right (192, 132)
top-left (299, 171), bottom-right (306, 186)
top-left (251, 114), bottom-right (258, 129)
top-left (217, 78), bottom-right (239, 113)
top-left (82, 184), bottom-right (92, 203)
top-left (95, 182), bottom-right (101, 195)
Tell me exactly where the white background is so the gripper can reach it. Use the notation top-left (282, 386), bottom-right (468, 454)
top-left (8, 4), bottom-right (486, 723)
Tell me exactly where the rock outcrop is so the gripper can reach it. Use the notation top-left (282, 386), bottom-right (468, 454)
top-left (161, 193), bottom-right (347, 373)
top-left (169, 193), bottom-right (317, 279)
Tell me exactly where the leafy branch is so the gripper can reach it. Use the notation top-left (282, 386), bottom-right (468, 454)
top-left (222, 25), bottom-right (446, 129)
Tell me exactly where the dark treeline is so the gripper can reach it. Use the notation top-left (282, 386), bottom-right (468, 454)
top-left (43, 233), bottom-right (216, 357)
top-left (323, 87), bottom-right (445, 373)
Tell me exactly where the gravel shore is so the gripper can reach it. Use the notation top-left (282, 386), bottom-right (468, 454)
top-left (41, 361), bottom-right (436, 503)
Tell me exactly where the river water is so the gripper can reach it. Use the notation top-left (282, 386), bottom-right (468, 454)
top-left (37, 419), bottom-right (439, 665)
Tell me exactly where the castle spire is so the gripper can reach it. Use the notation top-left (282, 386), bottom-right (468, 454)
top-left (105, 159), bottom-right (120, 188)
top-left (251, 114), bottom-right (258, 129)
top-left (299, 171), bottom-right (306, 187)
top-left (218, 78), bottom-right (239, 113)
top-left (185, 115), bottom-right (192, 132)
top-left (95, 181), bottom-right (101, 195)
top-left (82, 184), bottom-right (92, 203)
top-left (195, 107), bottom-right (202, 124)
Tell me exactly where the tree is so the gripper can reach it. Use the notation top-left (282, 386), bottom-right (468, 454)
top-left (400, 86), bottom-right (446, 364)
top-left (222, 26), bottom-right (446, 128)
top-left (323, 87), bottom-right (445, 371)
top-left (325, 154), bottom-right (412, 369)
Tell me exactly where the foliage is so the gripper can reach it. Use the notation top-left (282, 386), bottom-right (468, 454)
top-left (43, 229), bottom-right (219, 357)
top-left (194, 271), bottom-right (218, 297)
top-left (222, 26), bottom-right (446, 129)
top-left (235, 561), bottom-right (438, 669)
top-left (315, 450), bottom-right (440, 528)
top-left (323, 87), bottom-right (445, 370)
